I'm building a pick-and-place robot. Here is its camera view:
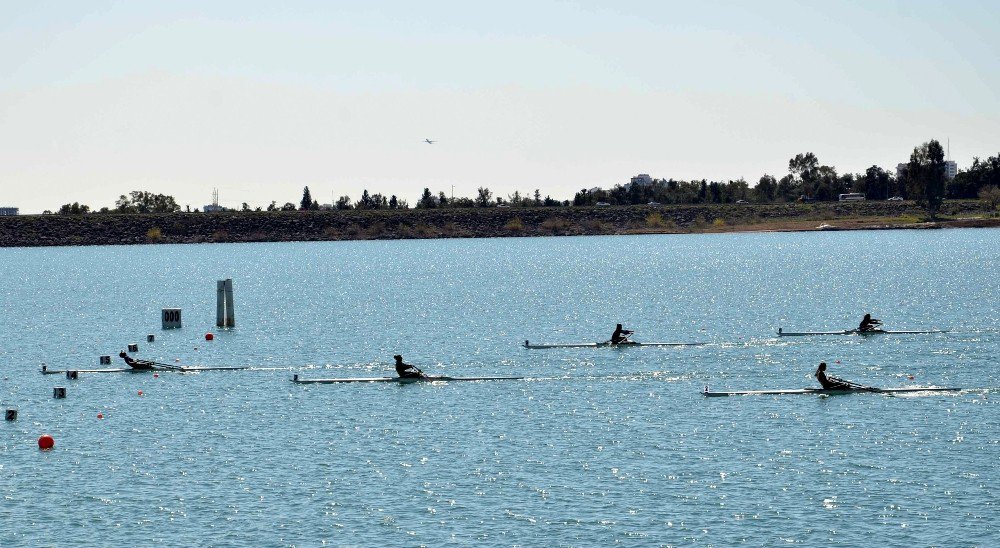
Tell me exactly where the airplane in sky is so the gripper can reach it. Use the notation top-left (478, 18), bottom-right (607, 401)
top-left (424, 138), bottom-right (435, 144)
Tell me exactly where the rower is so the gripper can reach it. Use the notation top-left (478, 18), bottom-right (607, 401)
top-left (814, 362), bottom-right (850, 390)
top-left (610, 324), bottom-right (633, 344)
top-left (394, 355), bottom-right (424, 379)
top-left (119, 351), bottom-right (154, 370)
top-left (858, 313), bottom-right (883, 333)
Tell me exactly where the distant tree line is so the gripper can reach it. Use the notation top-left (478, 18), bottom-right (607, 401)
top-left (47, 140), bottom-right (1000, 216)
top-left (570, 139), bottom-right (998, 217)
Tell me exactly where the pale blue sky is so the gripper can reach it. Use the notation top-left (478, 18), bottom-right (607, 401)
top-left (2, 1), bottom-right (998, 212)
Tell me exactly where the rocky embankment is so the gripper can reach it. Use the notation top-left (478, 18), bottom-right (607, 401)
top-left (0, 201), bottom-right (995, 247)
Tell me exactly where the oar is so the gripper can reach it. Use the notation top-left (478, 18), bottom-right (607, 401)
top-left (830, 376), bottom-right (878, 392)
top-left (397, 362), bottom-right (426, 378)
top-left (143, 360), bottom-right (185, 371)
top-left (608, 334), bottom-right (633, 345)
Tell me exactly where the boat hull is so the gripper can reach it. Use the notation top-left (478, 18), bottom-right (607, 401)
top-left (292, 374), bottom-right (524, 384)
top-left (776, 328), bottom-right (947, 337)
top-left (523, 340), bottom-right (705, 349)
top-left (41, 365), bottom-right (249, 374)
top-left (703, 387), bottom-right (961, 397)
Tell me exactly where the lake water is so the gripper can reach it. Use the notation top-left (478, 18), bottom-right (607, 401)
top-left (1, 229), bottom-right (998, 546)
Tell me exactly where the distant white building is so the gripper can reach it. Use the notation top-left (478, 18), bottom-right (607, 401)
top-left (0, 207), bottom-right (18, 216)
top-left (944, 160), bottom-right (958, 180)
top-left (897, 161), bottom-right (958, 180)
top-left (629, 173), bottom-right (654, 187)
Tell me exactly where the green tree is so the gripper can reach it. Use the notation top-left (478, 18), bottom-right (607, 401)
top-left (115, 191), bottom-right (181, 213)
top-left (980, 185), bottom-right (1000, 210)
top-left (950, 153), bottom-right (1000, 199)
top-left (58, 202), bottom-right (90, 215)
top-left (754, 175), bottom-right (777, 202)
top-left (300, 186), bottom-right (313, 211)
top-left (417, 188), bottom-right (437, 209)
top-left (775, 174), bottom-right (799, 202)
top-left (905, 139), bottom-right (947, 218)
top-left (356, 190), bottom-right (387, 210)
top-left (476, 187), bottom-right (493, 207)
top-left (788, 152), bottom-right (819, 197)
top-left (859, 165), bottom-right (892, 200)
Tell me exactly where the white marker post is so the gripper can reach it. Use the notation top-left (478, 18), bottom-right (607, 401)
top-left (216, 279), bottom-right (235, 328)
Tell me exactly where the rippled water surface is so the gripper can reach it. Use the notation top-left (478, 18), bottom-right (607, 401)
top-left (1, 229), bottom-right (998, 545)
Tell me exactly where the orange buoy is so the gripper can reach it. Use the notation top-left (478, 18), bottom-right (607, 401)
top-left (205, 333), bottom-right (214, 341)
top-left (38, 434), bottom-right (55, 450)
top-left (97, 413), bottom-right (104, 419)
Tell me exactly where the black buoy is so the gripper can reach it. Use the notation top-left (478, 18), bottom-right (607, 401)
top-left (127, 343), bottom-right (138, 352)
top-left (4, 409), bottom-right (16, 421)
top-left (147, 334), bottom-right (155, 343)
top-left (66, 371), bottom-right (78, 380)
top-left (53, 387), bottom-right (66, 399)
top-left (99, 355), bottom-right (111, 365)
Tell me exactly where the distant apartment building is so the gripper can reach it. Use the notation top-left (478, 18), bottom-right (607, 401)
top-left (944, 160), bottom-right (957, 180)
top-left (629, 173), bottom-right (654, 187)
top-left (897, 161), bottom-right (958, 180)
top-left (0, 207), bottom-right (18, 216)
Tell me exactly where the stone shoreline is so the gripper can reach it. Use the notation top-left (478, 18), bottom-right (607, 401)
top-left (1, 201), bottom-right (996, 248)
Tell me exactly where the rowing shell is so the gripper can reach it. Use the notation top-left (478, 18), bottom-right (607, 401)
top-left (41, 365), bottom-right (249, 375)
top-left (703, 386), bottom-right (961, 397)
top-left (523, 340), bottom-right (706, 349)
top-left (292, 374), bottom-right (524, 384)
top-left (776, 328), bottom-right (947, 337)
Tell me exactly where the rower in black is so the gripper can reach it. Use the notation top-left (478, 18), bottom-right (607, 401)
top-left (119, 351), bottom-right (154, 370)
top-left (815, 362), bottom-right (850, 389)
top-left (610, 324), bottom-right (633, 344)
top-left (858, 313), bottom-right (882, 333)
top-left (394, 355), bottom-right (424, 378)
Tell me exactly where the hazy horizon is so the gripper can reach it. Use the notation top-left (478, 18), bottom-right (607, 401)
top-left (3, 1), bottom-right (999, 213)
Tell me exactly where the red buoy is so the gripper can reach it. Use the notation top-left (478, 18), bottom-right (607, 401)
top-left (137, 390), bottom-right (144, 396)
top-left (97, 413), bottom-right (104, 419)
top-left (153, 373), bottom-right (159, 378)
top-left (38, 434), bottom-right (55, 450)
top-left (205, 333), bottom-right (214, 341)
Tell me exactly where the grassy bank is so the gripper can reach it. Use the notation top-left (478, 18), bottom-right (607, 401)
top-left (1, 201), bottom-right (996, 248)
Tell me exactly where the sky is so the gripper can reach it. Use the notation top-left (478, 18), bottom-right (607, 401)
top-left (2, 1), bottom-right (999, 213)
